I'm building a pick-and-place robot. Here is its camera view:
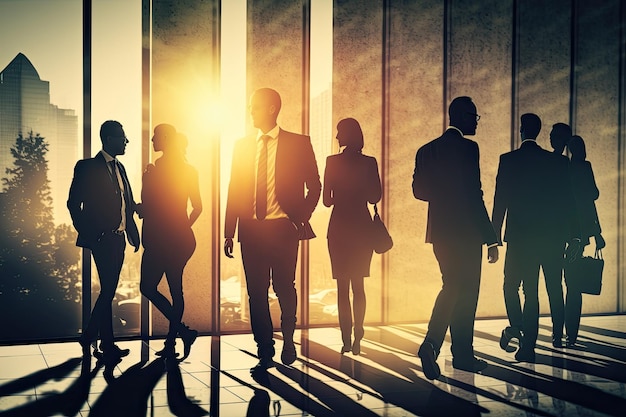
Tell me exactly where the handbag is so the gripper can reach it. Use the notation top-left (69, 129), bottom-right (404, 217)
top-left (370, 204), bottom-right (393, 254)
top-left (564, 249), bottom-right (604, 295)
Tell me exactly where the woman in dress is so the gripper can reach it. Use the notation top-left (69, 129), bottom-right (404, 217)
top-left (565, 135), bottom-right (605, 347)
top-left (323, 118), bottom-right (382, 354)
top-left (139, 124), bottom-right (202, 359)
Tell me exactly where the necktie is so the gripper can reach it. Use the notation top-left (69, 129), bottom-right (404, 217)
top-left (256, 135), bottom-right (269, 220)
top-left (109, 160), bottom-right (119, 192)
top-left (109, 160), bottom-right (128, 229)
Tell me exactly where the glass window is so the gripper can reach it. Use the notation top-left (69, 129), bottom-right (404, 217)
top-left (0, 0), bottom-right (83, 341)
top-left (91, 0), bottom-right (142, 338)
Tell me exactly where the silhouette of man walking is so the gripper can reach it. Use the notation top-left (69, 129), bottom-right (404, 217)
top-left (413, 96), bottom-right (498, 379)
top-left (67, 120), bottom-right (139, 362)
top-left (224, 88), bottom-right (321, 372)
top-left (492, 114), bottom-right (580, 361)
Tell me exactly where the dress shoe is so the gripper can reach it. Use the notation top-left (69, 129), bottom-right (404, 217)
top-left (417, 341), bottom-right (441, 380)
top-left (514, 347), bottom-right (536, 363)
top-left (101, 344), bottom-right (130, 360)
top-left (340, 344), bottom-right (352, 354)
top-left (351, 338), bottom-right (361, 355)
top-left (452, 357), bottom-right (488, 373)
top-left (250, 357), bottom-right (275, 373)
top-left (178, 323), bottom-right (198, 360)
top-left (499, 326), bottom-right (522, 352)
top-left (281, 340), bottom-right (297, 365)
top-left (565, 335), bottom-right (577, 348)
top-left (155, 340), bottom-right (179, 358)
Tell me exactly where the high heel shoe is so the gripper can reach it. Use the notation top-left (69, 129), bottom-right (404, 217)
top-left (352, 328), bottom-right (364, 355)
top-left (179, 323), bottom-right (198, 360)
top-left (340, 343), bottom-right (351, 354)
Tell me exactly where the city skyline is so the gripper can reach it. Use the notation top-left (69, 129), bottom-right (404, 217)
top-left (0, 52), bottom-right (78, 225)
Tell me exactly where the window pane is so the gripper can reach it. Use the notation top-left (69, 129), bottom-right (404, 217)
top-left (308, 0), bottom-right (336, 326)
top-left (220, 0), bottom-right (248, 332)
top-left (0, 0), bottom-right (82, 341)
top-left (92, 0), bottom-right (142, 337)
top-left (150, 0), bottom-right (218, 336)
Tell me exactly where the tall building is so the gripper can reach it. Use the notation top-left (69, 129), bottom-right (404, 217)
top-left (0, 53), bottom-right (78, 224)
top-left (310, 85), bottom-right (333, 167)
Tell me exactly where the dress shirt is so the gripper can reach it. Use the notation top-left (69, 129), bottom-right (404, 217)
top-left (101, 150), bottom-right (127, 232)
top-left (254, 125), bottom-right (288, 220)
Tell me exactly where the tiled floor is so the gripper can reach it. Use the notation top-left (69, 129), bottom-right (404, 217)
top-left (0, 315), bottom-right (624, 416)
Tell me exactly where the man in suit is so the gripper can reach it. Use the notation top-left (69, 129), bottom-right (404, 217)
top-left (413, 96), bottom-right (499, 379)
top-left (68, 120), bottom-right (140, 361)
top-left (224, 88), bottom-right (321, 372)
top-left (492, 114), bottom-right (579, 362)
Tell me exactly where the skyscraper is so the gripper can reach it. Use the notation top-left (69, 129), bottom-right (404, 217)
top-left (0, 53), bottom-right (78, 224)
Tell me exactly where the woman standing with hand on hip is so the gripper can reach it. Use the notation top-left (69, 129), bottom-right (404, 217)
top-left (323, 118), bottom-right (382, 355)
top-left (139, 124), bottom-right (202, 360)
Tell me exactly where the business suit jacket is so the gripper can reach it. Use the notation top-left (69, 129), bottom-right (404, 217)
top-left (569, 160), bottom-right (601, 239)
top-left (224, 128), bottom-right (321, 242)
top-left (67, 152), bottom-right (140, 249)
top-left (492, 140), bottom-right (576, 245)
top-left (413, 128), bottom-right (497, 246)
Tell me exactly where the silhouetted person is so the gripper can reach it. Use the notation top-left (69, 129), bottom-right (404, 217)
top-left (224, 88), bottom-right (321, 372)
top-left (550, 122), bottom-right (572, 155)
top-left (67, 120), bottom-right (139, 362)
top-left (412, 96), bottom-right (499, 379)
top-left (138, 124), bottom-right (202, 360)
top-left (323, 118), bottom-right (382, 355)
top-left (544, 122), bottom-right (580, 346)
top-left (492, 113), bottom-right (579, 362)
top-left (565, 135), bottom-right (605, 347)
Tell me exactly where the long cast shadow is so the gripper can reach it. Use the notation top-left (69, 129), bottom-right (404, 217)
top-left (476, 351), bottom-right (626, 416)
top-left (538, 323), bottom-right (626, 362)
top-left (0, 356), bottom-right (82, 397)
top-left (165, 358), bottom-right (208, 416)
top-left (472, 325), bottom-right (626, 383)
top-left (0, 356), bottom-right (100, 417)
top-left (275, 360), bottom-right (379, 416)
top-left (89, 357), bottom-right (166, 416)
top-left (305, 339), bottom-right (488, 417)
top-left (578, 321), bottom-right (626, 339)
top-left (364, 336), bottom-right (556, 417)
top-left (221, 369), bottom-right (271, 417)
top-left (240, 349), bottom-right (367, 417)
top-left (362, 326), bottom-right (625, 416)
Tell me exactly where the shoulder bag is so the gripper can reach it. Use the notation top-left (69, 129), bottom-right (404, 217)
top-left (371, 204), bottom-right (393, 254)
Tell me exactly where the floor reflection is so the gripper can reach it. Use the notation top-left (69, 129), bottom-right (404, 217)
top-left (0, 315), bottom-right (624, 416)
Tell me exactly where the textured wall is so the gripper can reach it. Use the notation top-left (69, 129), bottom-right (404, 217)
top-left (572, 0), bottom-right (622, 313)
top-left (246, 0), bottom-right (307, 327)
top-left (146, 0), bottom-right (625, 333)
top-left (150, 0), bottom-right (219, 335)
top-left (332, 0), bottom-right (384, 323)
top-left (247, 0), bottom-right (304, 133)
top-left (446, 0), bottom-right (514, 319)
top-left (387, 0), bottom-right (445, 322)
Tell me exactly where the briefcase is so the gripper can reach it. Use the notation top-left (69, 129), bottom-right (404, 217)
top-left (564, 250), bottom-right (604, 295)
